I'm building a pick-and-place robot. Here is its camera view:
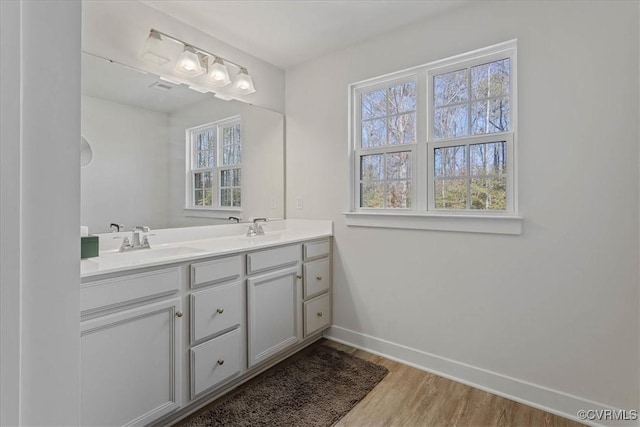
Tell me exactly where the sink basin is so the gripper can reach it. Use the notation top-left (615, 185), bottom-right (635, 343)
top-left (87, 246), bottom-right (206, 268)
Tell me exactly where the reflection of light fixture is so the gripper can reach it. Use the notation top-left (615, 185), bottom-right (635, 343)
top-left (232, 68), bottom-right (256, 95)
top-left (139, 30), bottom-right (170, 65)
top-left (176, 46), bottom-right (204, 77)
top-left (208, 57), bottom-right (231, 86)
top-left (139, 28), bottom-right (256, 95)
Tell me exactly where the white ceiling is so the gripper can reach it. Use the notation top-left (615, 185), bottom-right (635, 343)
top-left (141, 1), bottom-right (470, 69)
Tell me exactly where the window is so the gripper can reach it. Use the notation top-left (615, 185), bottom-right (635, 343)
top-left (348, 41), bottom-right (521, 234)
top-left (187, 116), bottom-right (241, 211)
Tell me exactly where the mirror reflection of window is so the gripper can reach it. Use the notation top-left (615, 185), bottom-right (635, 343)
top-left (188, 116), bottom-right (242, 209)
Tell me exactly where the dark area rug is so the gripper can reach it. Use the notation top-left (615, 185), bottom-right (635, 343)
top-left (178, 344), bottom-right (388, 427)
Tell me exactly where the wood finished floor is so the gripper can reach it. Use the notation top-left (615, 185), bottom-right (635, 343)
top-left (178, 339), bottom-right (584, 427)
top-left (323, 339), bottom-right (584, 427)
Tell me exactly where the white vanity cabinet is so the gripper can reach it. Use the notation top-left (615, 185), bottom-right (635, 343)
top-left (246, 244), bottom-right (302, 367)
top-left (302, 239), bottom-right (332, 337)
top-left (80, 232), bottom-right (333, 427)
top-left (80, 268), bottom-right (183, 427)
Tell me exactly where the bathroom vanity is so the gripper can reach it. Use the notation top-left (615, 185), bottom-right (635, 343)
top-left (79, 220), bottom-right (332, 426)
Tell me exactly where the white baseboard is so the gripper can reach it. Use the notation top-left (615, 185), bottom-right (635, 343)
top-left (325, 326), bottom-right (635, 427)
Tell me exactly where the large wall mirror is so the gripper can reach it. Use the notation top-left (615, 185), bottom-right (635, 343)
top-left (81, 52), bottom-right (284, 233)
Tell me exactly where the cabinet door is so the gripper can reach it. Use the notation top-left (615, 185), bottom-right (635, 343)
top-left (81, 298), bottom-right (182, 427)
top-left (247, 266), bottom-right (301, 367)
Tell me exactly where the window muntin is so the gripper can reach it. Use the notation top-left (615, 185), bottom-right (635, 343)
top-left (351, 41), bottom-right (516, 215)
top-left (187, 117), bottom-right (242, 209)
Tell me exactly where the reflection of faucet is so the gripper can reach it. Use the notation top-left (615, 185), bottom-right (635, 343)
top-left (228, 216), bottom-right (240, 223)
top-left (110, 223), bottom-right (124, 232)
top-left (246, 218), bottom-right (268, 237)
top-left (119, 226), bottom-right (151, 252)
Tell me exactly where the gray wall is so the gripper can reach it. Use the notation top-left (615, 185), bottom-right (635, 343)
top-left (286, 0), bottom-right (639, 413)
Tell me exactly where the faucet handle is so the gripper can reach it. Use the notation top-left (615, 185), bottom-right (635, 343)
top-left (253, 218), bottom-right (268, 224)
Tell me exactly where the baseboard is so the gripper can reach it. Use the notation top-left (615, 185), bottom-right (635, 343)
top-left (325, 326), bottom-right (635, 427)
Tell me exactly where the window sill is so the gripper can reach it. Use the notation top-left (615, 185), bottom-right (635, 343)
top-left (343, 211), bottom-right (523, 235)
top-left (184, 207), bottom-right (242, 219)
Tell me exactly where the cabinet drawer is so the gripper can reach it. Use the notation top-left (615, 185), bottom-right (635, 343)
top-left (304, 293), bottom-right (331, 337)
top-left (303, 239), bottom-right (330, 261)
top-left (81, 267), bottom-right (180, 316)
top-left (190, 255), bottom-right (241, 288)
top-left (246, 244), bottom-right (300, 275)
top-left (190, 328), bottom-right (242, 399)
top-left (303, 258), bottom-right (331, 299)
top-left (190, 281), bottom-right (242, 344)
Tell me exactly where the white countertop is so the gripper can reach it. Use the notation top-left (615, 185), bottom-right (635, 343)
top-left (81, 219), bottom-right (332, 279)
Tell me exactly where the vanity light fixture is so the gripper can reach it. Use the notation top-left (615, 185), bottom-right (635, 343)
top-left (140, 30), bottom-right (171, 65)
top-left (139, 28), bottom-right (256, 95)
top-left (232, 68), bottom-right (256, 95)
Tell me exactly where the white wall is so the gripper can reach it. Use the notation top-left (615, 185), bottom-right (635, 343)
top-left (286, 0), bottom-right (639, 416)
top-left (168, 98), bottom-right (284, 227)
top-left (0, 0), bottom-right (82, 425)
top-left (81, 95), bottom-right (170, 233)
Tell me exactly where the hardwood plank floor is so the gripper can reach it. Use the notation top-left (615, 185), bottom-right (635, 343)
top-left (323, 339), bottom-right (584, 427)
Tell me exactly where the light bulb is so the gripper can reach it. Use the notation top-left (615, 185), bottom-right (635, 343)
top-left (175, 46), bottom-right (204, 77)
top-left (140, 30), bottom-right (170, 65)
top-left (207, 57), bottom-right (231, 86)
top-left (232, 68), bottom-right (256, 95)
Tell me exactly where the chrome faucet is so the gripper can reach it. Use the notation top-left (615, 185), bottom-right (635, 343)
top-left (119, 226), bottom-right (151, 252)
top-left (246, 218), bottom-right (268, 237)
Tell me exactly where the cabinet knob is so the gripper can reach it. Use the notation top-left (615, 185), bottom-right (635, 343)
top-left (296, 275), bottom-right (302, 279)
top-left (216, 308), bottom-right (224, 314)
top-left (217, 359), bottom-right (224, 366)
top-left (317, 312), bottom-right (323, 317)
top-left (175, 311), bottom-right (183, 318)
top-left (316, 276), bottom-right (322, 281)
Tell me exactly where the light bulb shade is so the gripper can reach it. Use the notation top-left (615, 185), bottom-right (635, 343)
top-left (176, 46), bottom-right (204, 77)
top-left (140, 30), bottom-right (170, 65)
top-left (207, 57), bottom-right (231, 86)
top-left (232, 68), bottom-right (256, 95)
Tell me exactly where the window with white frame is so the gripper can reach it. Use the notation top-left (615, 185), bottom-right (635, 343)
top-left (351, 41), bottom-right (516, 221)
top-left (187, 116), bottom-right (241, 210)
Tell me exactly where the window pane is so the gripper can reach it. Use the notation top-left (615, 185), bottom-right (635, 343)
top-left (388, 113), bottom-right (416, 145)
top-left (388, 82), bottom-right (416, 115)
top-left (471, 177), bottom-right (506, 210)
top-left (360, 182), bottom-right (384, 208)
top-left (433, 105), bottom-right (468, 139)
top-left (471, 97), bottom-right (510, 135)
top-left (361, 89), bottom-right (386, 120)
top-left (434, 69), bottom-right (468, 107)
top-left (362, 119), bottom-right (387, 148)
top-left (203, 189), bottom-right (213, 206)
top-left (387, 181), bottom-right (411, 208)
top-left (194, 189), bottom-right (203, 206)
top-left (360, 154), bottom-right (384, 181)
top-left (434, 145), bottom-right (466, 177)
top-left (471, 58), bottom-right (510, 100)
top-left (194, 172), bottom-right (202, 190)
top-left (221, 169), bottom-right (241, 187)
top-left (386, 151), bottom-right (411, 180)
top-left (220, 188), bottom-right (231, 207)
top-left (434, 179), bottom-right (467, 209)
top-left (470, 142), bottom-right (506, 176)
top-left (232, 188), bottom-right (241, 207)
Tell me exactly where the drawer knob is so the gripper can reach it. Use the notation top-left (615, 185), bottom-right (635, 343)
top-left (296, 275), bottom-right (302, 279)
top-left (217, 359), bottom-right (224, 366)
top-left (316, 276), bottom-right (322, 281)
top-left (317, 312), bottom-right (323, 317)
top-left (175, 311), bottom-right (183, 318)
top-left (216, 308), bottom-right (224, 314)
